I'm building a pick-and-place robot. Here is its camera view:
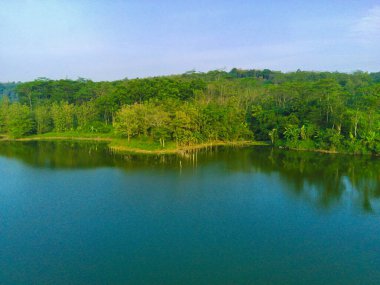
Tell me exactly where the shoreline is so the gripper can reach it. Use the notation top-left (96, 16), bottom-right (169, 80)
top-left (109, 140), bottom-right (267, 154)
top-left (0, 134), bottom-right (267, 154)
top-left (1, 134), bottom-right (378, 156)
top-left (285, 146), bottom-right (379, 156)
top-left (13, 136), bottom-right (112, 142)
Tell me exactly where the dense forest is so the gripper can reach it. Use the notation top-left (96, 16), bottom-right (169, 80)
top-left (0, 82), bottom-right (19, 101)
top-left (0, 68), bottom-right (379, 154)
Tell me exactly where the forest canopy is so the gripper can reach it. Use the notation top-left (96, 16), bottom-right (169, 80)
top-left (1, 68), bottom-right (379, 154)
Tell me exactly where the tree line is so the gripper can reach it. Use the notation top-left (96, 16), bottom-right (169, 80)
top-left (0, 68), bottom-right (379, 154)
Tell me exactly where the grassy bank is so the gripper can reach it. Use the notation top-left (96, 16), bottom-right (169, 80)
top-left (1, 133), bottom-right (377, 156)
top-left (16, 132), bottom-right (114, 141)
top-left (109, 139), bottom-right (265, 154)
top-left (0, 132), bottom-right (267, 154)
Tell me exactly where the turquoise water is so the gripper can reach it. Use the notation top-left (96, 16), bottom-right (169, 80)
top-left (0, 141), bottom-right (379, 284)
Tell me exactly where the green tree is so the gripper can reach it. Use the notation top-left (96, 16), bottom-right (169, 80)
top-left (113, 105), bottom-right (140, 141)
top-left (34, 104), bottom-right (52, 134)
top-left (75, 101), bottom-right (98, 130)
top-left (283, 125), bottom-right (300, 147)
top-left (7, 103), bottom-right (34, 138)
top-left (150, 106), bottom-right (171, 147)
top-left (51, 102), bottom-right (75, 132)
top-left (171, 108), bottom-right (198, 145)
top-left (268, 128), bottom-right (278, 145)
top-left (0, 96), bottom-right (10, 133)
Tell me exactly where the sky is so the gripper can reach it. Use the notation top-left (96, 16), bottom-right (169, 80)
top-left (0, 0), bottom-right (379, 82)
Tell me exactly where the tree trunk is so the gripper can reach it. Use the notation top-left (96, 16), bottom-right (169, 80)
top-left (354, 110), bottom-right (358, 138)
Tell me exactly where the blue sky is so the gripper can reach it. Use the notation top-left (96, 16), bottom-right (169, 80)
top-left (0, 0), bottom-right (379, 81)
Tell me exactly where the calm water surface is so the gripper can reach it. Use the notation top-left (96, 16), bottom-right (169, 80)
top-left (0, 141), bottom-right (379, 285)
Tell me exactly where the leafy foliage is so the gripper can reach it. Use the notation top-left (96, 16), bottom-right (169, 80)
top-left (1, 68), bottom-right (379, 154)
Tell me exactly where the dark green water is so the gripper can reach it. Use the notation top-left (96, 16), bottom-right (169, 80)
top-left (1, 141), bottom-right (380, 285)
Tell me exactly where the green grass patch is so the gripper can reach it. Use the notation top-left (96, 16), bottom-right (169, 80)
top-left (26, 131), bottom-right (115, 139)
top-left (4, 131), bottom-right (267, 155)
top-left (110, 137), bottom-right (177, 152)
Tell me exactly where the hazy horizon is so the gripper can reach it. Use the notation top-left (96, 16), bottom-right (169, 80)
top-left (1, 67), bottom-right (379, 84)
top-left (1, 0), bottom-right (379, 82)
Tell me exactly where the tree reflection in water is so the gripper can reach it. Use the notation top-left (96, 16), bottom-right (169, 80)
top-left (0, 141), bottom-right (379, 212)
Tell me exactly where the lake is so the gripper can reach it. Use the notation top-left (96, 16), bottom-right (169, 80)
top-left (0, 141), bottom-right (379, 285)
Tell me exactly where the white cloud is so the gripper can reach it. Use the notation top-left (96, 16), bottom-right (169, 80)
top-left (352, 6), bottom-right (380, 42)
